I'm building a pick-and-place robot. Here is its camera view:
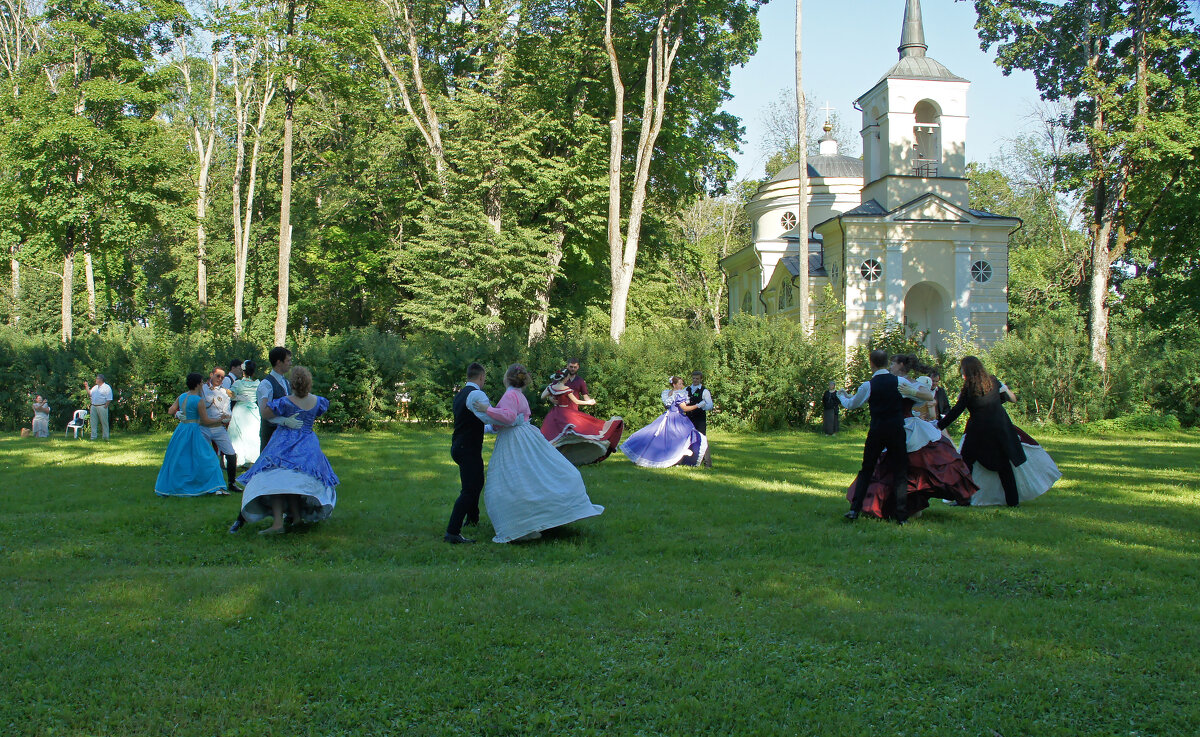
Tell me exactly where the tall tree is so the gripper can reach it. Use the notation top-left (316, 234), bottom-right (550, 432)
top-left (599, 0), bottom-right (761, 342)
top-left (274, 0), bottom-right (302, 345)
top-left (973, 0), bottom-right (1200, 369)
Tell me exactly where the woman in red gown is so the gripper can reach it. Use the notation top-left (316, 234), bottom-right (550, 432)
top-left (540, 371), bottom-right (624, 465)
top-left (845, 360), bottom-right (978, 519)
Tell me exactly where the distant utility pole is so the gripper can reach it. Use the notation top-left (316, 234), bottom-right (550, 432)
top-left (795, 0), bottom-right (810, 333)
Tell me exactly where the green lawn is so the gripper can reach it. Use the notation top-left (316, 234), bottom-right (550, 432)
top-left (2, 427), bottom-right (1198, 736)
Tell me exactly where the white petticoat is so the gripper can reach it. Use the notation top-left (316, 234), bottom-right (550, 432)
top-left (240, 468), bottom-right (337, 523)
top-left (904, 416), bottom-right (943, 452)
top-left (484, 419), bottom-right (603, 543)
top-left (958, 435), bottom-right (1062, 506)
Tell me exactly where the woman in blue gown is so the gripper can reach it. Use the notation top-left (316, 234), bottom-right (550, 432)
top-left (620, 376), bottom-right (708, 468)
top-left (155, 373), bottom-right (228, 497)
top-left (237, 366), bottom-right (339, 534)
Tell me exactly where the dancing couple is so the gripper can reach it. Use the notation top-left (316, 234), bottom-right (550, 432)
top-left (620, 372), bottom-right (712, 468)
top-left (938, 356), bottom-right (1060, 507)
top-left (840, 352), bottom-right (976, 522)
top-left (445, 362), bottom-right (604, 544)
top-left (540, 359), bottom-right (624, 465)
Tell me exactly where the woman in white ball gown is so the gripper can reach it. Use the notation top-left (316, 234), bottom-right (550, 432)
top-left (473, 364), bottom-right (604, 543)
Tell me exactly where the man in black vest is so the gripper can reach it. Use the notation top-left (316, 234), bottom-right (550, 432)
top-left (445, 362), bottom-right (492, 544)
top-left (838, 349), bottom-right (934, 524)
top-left (683, 370), bottom-right (714, 467)
top-left (229, 346), bottom-right (300, 533)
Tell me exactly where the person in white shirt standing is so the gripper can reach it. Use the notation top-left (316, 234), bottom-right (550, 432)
top-left (85, 375), bottom-right (113, 440)
top-left (221, 360), bottom-right (243, 390)
top-left (200, 365), bottom-right (238, 493)
top-left (683, 371), bottom-right (714, 467)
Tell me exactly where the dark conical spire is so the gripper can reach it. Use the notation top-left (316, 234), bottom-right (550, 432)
top-left (898, 0), bottom-right (928, 58)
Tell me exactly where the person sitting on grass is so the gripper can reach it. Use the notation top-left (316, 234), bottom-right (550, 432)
top-left (236, 366), bottom-right (339, 535)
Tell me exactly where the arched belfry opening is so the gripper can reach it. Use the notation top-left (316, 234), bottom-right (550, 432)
top-left (913, 100), bottom-right (941, 176)
top-left (904, 281), bottom-right (948, 352)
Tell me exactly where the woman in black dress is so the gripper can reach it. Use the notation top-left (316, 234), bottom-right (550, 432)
top-left (937, 356), bottom-right (1026, 506)
top-left (822, 381), bottom-right (840, 435)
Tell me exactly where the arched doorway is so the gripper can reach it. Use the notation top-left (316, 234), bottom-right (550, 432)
top-left (904, 282), bottom-right (948, 353)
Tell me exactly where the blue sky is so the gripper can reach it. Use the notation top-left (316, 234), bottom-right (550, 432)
top-left (723, 0), bottom-right (1043, 180)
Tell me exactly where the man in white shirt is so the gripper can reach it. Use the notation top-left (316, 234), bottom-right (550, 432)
top-left (86, 374), bottom-right (113, 440)
top-left (684, 371), bottom-right (714, 467)
top-left (838, 350), bottom-right (934, 523)
top-left (201, 366), bottom-right (238, 491)
top-left (445, 363), bottom-right (494, 543)
top-left (221, 360), bottom-right (243, 390)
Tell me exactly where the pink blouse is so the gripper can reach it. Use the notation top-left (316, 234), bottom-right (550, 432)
top-left (485, 388), bottom-right (531, 426)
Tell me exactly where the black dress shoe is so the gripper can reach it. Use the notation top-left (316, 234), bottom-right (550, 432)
top-left (443, 533), bottom-right (476, 544)
top-left (228, 519), bottom-right (244, 534)
top-left (843, 510), bottom-right (860, 521)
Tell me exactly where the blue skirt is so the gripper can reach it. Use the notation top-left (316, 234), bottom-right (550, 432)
top-left (155, 422), bottom-right (226, 497)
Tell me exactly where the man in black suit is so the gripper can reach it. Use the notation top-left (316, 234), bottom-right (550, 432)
top-left (931, 370), bottom-right (952, 419)
top-left (838, 350), bottom-right (934, 524)
top-left (445, 363), bottom-right (492, 544)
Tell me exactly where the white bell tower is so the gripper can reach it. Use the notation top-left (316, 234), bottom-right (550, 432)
top-left (857, 0), bottom-right (970, 211)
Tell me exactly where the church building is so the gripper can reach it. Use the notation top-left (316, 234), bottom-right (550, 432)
top-left (720, 0), bottom-right (1019, 353)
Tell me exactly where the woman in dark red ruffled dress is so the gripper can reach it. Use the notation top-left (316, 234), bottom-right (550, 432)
top-left (539, 371), bottom-right (624, 466)
top-left (846, 357), bottom-right (978, 519)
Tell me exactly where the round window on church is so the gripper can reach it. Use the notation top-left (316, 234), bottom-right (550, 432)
top-left (971, 260), bottom-right (993, 284)
top-left (780, 211), bottom-right (797, 230)
top-left (860, 259), bottom-right (882, 283)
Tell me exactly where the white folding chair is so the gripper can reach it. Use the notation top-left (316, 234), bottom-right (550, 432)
top-left (66, 409), bottom-right (88, 439)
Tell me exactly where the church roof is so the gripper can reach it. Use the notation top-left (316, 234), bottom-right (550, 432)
top-left (780, 254), bottom-right (827, 279)
top-left (770, 155), bottom-right (864, 182)
top-left (878, 54), bottom-right (966, 84)
top-left (841, 199), bottom-right (888, 217)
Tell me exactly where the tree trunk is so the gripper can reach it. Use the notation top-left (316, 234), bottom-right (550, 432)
top-left (603, 3), bottom-right (681, 342)
top-left (197, 181), bottom-right (208, 307)
top-left (795, 0), bottom-right (809, 332)
top-left (9, 249), bottom-right (18, 325)
top-left (528, 223), bottom-right (566, 345)
top-left (1088, 217), bottom-right (1111, 371)
top-left (275, 2), bottom-right (297, 346)
top-left (83, 246), bottom-right (95, 324)
top-left (232, 55), bottom-right (274, 335)
top-left (61, 231), bottom-right (74, 343)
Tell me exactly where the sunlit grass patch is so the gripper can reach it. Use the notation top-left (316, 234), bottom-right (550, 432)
top-left (0, 427), bottom-right (1197, 735)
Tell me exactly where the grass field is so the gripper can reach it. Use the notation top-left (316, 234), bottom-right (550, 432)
top-left (2, 427), bottom-right (1198, 736)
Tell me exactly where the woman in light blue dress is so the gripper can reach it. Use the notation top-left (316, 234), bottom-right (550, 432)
top-left (620, 376), bottom-right (708, 468)
top-left (237, 367), bottom-right (339, 534)
top-left (227, 359), bottom-right (262, 466)
top-left (155, 373), bottom-right (228, 497)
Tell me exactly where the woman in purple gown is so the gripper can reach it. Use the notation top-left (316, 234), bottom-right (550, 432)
top-left (620, 377), bottom-right (708, 468)
top-left (237, 366), bottom-right (339, 534)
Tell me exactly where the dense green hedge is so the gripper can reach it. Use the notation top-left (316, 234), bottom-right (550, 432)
top-left (0, 320), bottom-right (843, 434)
top-left (4, 314), bottom-right (1194, 435)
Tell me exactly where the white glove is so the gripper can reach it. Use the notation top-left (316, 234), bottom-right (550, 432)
top-left (484, 424), bottom-right (496, 434)
top-left (278, 416), bottom-right (304, 429)
top-left (174, 410), bottom-right (185, 420)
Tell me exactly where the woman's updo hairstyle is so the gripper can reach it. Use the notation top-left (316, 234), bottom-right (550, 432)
top-left (186, 372), bottom-right (204, 390)
top-left (505, 364), bottom-right (529, 388)
top-left (242, 359), bottom-right (257, 378)
top-left (550, 370), bottom-right (567, 383)
top-left (668, 376), bottom-right (682, 387)
top-left (290, 366), bottom-right (313, 398)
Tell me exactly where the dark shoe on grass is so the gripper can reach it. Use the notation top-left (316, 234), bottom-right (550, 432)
top-left (843, 510), bottom-right (860, 521)
top-left (228, 519), bottom-right (244, 534)
top-left (443, 533), bottom-right (476, 544)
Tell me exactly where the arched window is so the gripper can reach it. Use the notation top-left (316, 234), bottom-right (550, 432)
top-left (913, 100), bottom-right (941, 176)
top-left (780, 283), bottom-right (794, 310)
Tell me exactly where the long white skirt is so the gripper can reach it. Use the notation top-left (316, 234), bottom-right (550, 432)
top-left (959, 434), bottom-right (1061, 506)
top-left (240, 468), bottom-right (336, 523)
top-left (904, 416), bottom-right (943, 452)
top-left (485, 420), bottom-right (603, 543)
top-left (228, 403), bottom-right (261, 464)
